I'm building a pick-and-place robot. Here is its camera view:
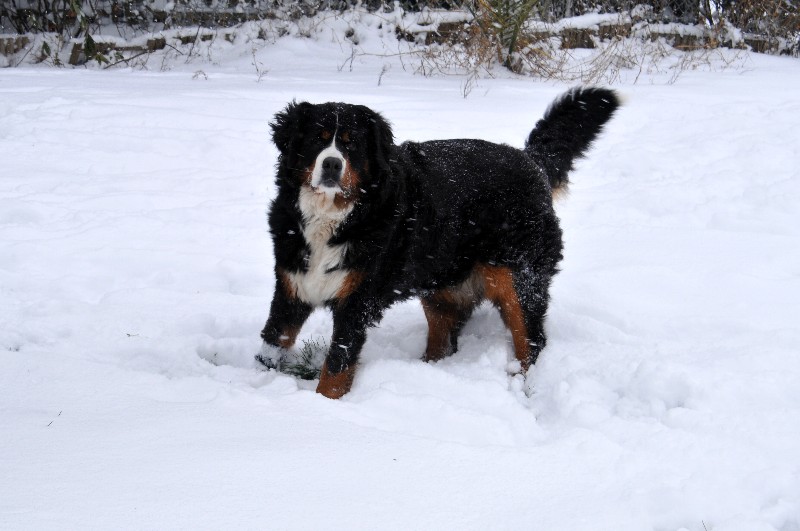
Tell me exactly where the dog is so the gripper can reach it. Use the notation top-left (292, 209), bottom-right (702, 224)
top-left (256, 87), bottom-right (620, 399)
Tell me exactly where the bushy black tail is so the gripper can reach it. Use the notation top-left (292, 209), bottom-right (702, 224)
top-left (525, 87), bottom-right (620, 196)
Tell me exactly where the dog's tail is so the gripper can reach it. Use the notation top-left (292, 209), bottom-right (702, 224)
top-left (525, 87), bottom-right (620, 198)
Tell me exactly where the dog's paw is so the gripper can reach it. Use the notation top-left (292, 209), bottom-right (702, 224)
top-left (254, 342), bottom-right (286, 371)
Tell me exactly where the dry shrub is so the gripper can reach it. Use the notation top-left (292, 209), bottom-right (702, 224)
top-left (710, 0), bottom-right (799, 38)
top-left (415, 24), bottom-right (750, 86)
top-left (468, 0), bottom-right (544, 71)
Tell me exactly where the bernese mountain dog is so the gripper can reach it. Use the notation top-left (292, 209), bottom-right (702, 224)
top-left (256, 87), bottom-right (620, 399)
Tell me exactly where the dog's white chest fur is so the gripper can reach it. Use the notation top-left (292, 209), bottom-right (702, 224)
top-left (287, 187), bottom-right (353, 307)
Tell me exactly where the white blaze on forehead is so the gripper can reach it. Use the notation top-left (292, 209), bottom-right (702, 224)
top-left (311, 108), bottom-right (345, 192)
top-left (310, 138), bottom-right (347, 191)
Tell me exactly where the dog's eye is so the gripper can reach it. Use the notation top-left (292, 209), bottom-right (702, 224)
top-left (340, 131), bottom-right (351, 144)
top-left (320, 130), bottom-right (332, 141)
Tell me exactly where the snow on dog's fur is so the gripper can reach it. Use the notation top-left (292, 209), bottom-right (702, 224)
top-left (257, 88), bottom-right (620, 398)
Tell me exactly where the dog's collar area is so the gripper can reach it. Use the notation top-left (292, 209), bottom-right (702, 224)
top-left (299, 184), bottom-right (355, 215)
top-left (308, 183), bottom-right (345, 197)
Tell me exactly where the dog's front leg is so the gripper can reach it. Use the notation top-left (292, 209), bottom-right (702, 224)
top-left (256, 271), bottom-right (312, 370)
top-left (317, 299), bottom-right (376, 399)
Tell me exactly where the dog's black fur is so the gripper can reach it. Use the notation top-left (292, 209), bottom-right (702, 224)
top-left (257, 87), bottom-right (620, 398)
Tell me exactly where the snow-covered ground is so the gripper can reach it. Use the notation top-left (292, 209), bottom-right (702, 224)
top-left (1, 31), bottom-right (800, 530)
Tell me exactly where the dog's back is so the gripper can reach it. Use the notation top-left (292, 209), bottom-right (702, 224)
top-left (397, 138), bottom-right (556, 276)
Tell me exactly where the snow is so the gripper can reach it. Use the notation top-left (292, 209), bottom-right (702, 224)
top-left (529, 12), bottom-right (632, 31)
top-left (2, 29), bottom-right (800, 530)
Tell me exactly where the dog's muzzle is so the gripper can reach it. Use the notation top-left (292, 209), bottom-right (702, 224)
top-left (320, 156), bottom-right (343, 188)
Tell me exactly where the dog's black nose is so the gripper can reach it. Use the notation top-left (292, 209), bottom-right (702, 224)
top-left (322, 157), bottom-right (343, 174)
top-left (320, 157), bottom-right (343, 187)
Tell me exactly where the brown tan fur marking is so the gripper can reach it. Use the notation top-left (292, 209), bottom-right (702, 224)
top-left (340, 159), bottom-right (361, 193)
top-left (336, 270), bottom-right (365, 302)
top-left (421, 297), bottom-right (460, 362)
top-left (332, 192), bottom-right (357, 210)
top-left (274, 270), bottom-right (301, 348)
top-left (278, 325), bottom-right (301, 349)
top-left (302, 166), bottom-right (313, 186)
top-left (278, 268), bottom-right (298, 300)
top-left (316, 362), bottom-right (356, 399)
top-left (551, 185), bottom-right (570, 202)
top-left (421, 271), bottom-right (484, 362)
top-left (422, 299), bottom-right (458, 362)
top-left (476, 264), bottom-right (532, 370)
top-left (331, 159), bottom-right (361, 208)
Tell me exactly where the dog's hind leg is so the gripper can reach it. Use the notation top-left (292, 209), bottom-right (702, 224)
top-left (421, 293), bottom-right (475, 363)
top-left (511, 265), bottom-right (555, 370)
top-left (477, 263), bottom-right (553, 372)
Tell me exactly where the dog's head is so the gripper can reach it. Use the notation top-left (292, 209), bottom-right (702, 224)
top-left (270, 101), bottom-right (394, 202)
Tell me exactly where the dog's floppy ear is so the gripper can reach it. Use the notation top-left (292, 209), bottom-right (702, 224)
top-left (270, 101), bottom-right (312, 155)
top-left (366, 109), bottom-right (394, 174)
